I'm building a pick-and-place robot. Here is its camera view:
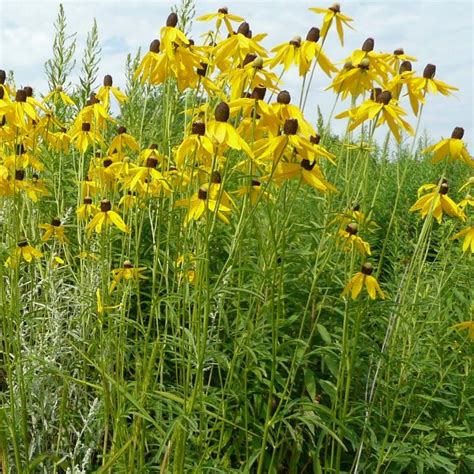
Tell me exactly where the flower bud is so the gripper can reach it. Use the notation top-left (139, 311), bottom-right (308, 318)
top-left (423, 64), bottom-right (436, 79)
top-left (100, 199), bottom-right (112, 212)
top-left (283, 118), bottom-right (298, 135)
top-left (166, 12), bottom-right (178, 27)
top-left (451, 127), bottom-right (464, 140)
top-left (24, 86), bottom-right (33, 97)
top-left (306, 27), bottom-right (320, 43)
top-left (251, 86), bottom-right (266, 101)
top-left (361, 38), bottom-right (374, 52)
top-left (289, 36), bottom-right (302, 47)
top-left (123, 260), bottom-right (133, 268)
top-left (215, 102), bottom-right (230, 122)
top-left (277, 90), bottom-right (291, 104)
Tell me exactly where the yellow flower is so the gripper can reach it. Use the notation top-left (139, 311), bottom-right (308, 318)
top-left (86, 200), bottom-right (130, 236)
top-left (412, 63), bottom-right (458, 96)
top-left (176, 253), bottom-right (196, 284)
top-left (39, 218), bottom-right (67, 244)
top-left (175, 187), bottom-right (231, 226)
top-left (96, 75), bottom-right (127, 109)
top-left (134, 39), bottom-right (165, 84)
top-left (0, 89), bottom-right (38, 130)
top-left (452, 226), bottom-right (474, 253)
top-left (160, 12), bottom-right (189, 55)
top-left (43, 85), bottom-right (75, 106)
top-left (175, 121), bottom-right (214, 167)
top-left (96, 288), bottom-right (121, 315)
top-left (299, 27), bottom-right (337, 77)
top-left (451, 321), bottom-right (474, 340)
top-left (309, 4), bottom-right (354, 46)
top-left (76, 197), bottom-right (99, 222)
top-left (422, 127), bottom-right (473, 167)
top-left (386, 61), bottom-right (424, 115)
top-left (108, 126), bottom-right (139, 154)
top-left (70, 122), bottom-right (104, 154)
top-left (197, 7), bottom-right (244, 35)
top-left (409, 181), bottom-right (466, 223)
top-left (458, 196), bottom-right (474, 210)
top-left (342, 262), bottom-right (386, 300)
top-left (234, 179), bottom-right (273, 206)
top-left (337, 90), bottom-right (414, 143)
top-left (338, 223), bottom-right (371, 256)
top-left (109, 260), bottom-right (147, 293)
top-left (207, 102), bottom-right (253, 157)
top-left (5, 239), bottom-right (43, 267)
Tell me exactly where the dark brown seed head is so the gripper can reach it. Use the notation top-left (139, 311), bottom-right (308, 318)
top-left (32, 173), bottom-right (39, 181)
top-left (289, 36), bottom-right (302, 47)
top-left (82, 122), bottom-right (91, 132)
top-left (211, 171), bottom-right (222, 184)
top-left (300, 159), bottom-right (315, 171)
top-left (352, 203), bottom-right (361, 212)
top-left (237, 22), bottom-right (250, 37)
top-left (277, 90), bottom-right (291, 104)
top-left (150, 143), bottom-right (158, 149)
top-left (15, 144), bottom-right (26, 155)
top-left (198, 187), bottom-right (208, 200)
top-left (242, 53), bottom-right (257, 67)
top-left (370, 87), bottom-right (382, 101)
top-left (15, 169), bottom-right (25, 181)
top-left (103, 159), bottom-right (113, 168)
top-left (23, 86), bottom-right (33, 97)
top-left (117, 126), bottom-right (127, 134)
top-left (0, 70), bottom-right (5, 84)
top-left (51, 218), bottom-right (61, 227)
top-left (329, 3), bottom-right (340, 13)
top-left (451, 127), bottom-right (464, 140)
top-left (345, 222), bottom-right (358, 235)
top-left (284, 118), bottom-right (298, 135)
top-left (306, 27), bottom-right (320, 43)
top-left (192, 121), bottom-right (205, 136)
top-left (251, 86), bottom-right (266, 101)
top-left (146, 156), bottom-right (158, 168)
top-left (394, 48), bottom-right (404, 55)
top-left (310, 134), bottom-right (321, 145)
top-left (218, 7), bottom-right (228, 14)
top-left (87, 93), bottom-right (99, 105)
top-left (149, 39), bottom-right (160, 53)
top-left (166, 12), bottom-right (178, 27)
top-left (361, 262), bottom-right (373, 275)
top-left (399, 61), bottom-right (412, 74)
top-left (377, 90), bottom-right (392, 105)
top-left (251, 179), bottom-right (261, 186)
top-left (196, 62), bottom-right (208, 76)
top-left (18, 239), bottom-right (28, 248)
top-left (0, 88), bottom-right (4, 100)
top-left (15, 89), bottom-right (27, 102)
top-left (423, 64), bottom-right (436, 79)
top-left (100, 199), bottom-right (112, 212)
top-left (361, 38), bottom-right (374, 52)
top-left (123, 260), bottom-right (133, 268)
top-left (439, 182), bottom-right (449, 195)
top-left (103, 75), bottom-right (113, 87)
top-left (215, 102), bottom-right (230, 122)
top-left (84, 197), bottom-right (93, 204)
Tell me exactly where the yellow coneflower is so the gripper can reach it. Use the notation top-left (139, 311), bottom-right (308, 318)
top-left (43, 85), bottom-right (75, 106)
top-left (39, 218), bottom-right (67, 244)
top-left (338, 223), bottom-right (371, 256)
top-left (452, 226), bottom-right (474, 253)
top-left (309, 3), bottom-right (354, 46)
top-left (342, 262), bottom-right (386, 300)
top-left (109, 260), bottom-right (147, 293)
top-left (5, 239), bottom-right (43, 267)
top-left (422, 127), bottom-right (473, 167)
top-left (108, 126), bottom-right (139, 154)
top-left (196, 7), bottom-right (244, 35)
top-left (96, 75), bottom-right (127, 110)
top-left (409, 180), bottom-right (466, 223)
top-left (412, 63), bottom-right (458, 97)
top-left (451, 321), bottom-right (474, 340)
top-left (86, 199), bottom-right (130, 236)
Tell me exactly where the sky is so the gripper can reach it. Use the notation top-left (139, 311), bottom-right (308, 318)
top-left (0, 0), bottom-right (472, 149)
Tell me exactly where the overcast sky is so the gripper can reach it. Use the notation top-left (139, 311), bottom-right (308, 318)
top-left (0, 0), bottom-right (472, 149)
